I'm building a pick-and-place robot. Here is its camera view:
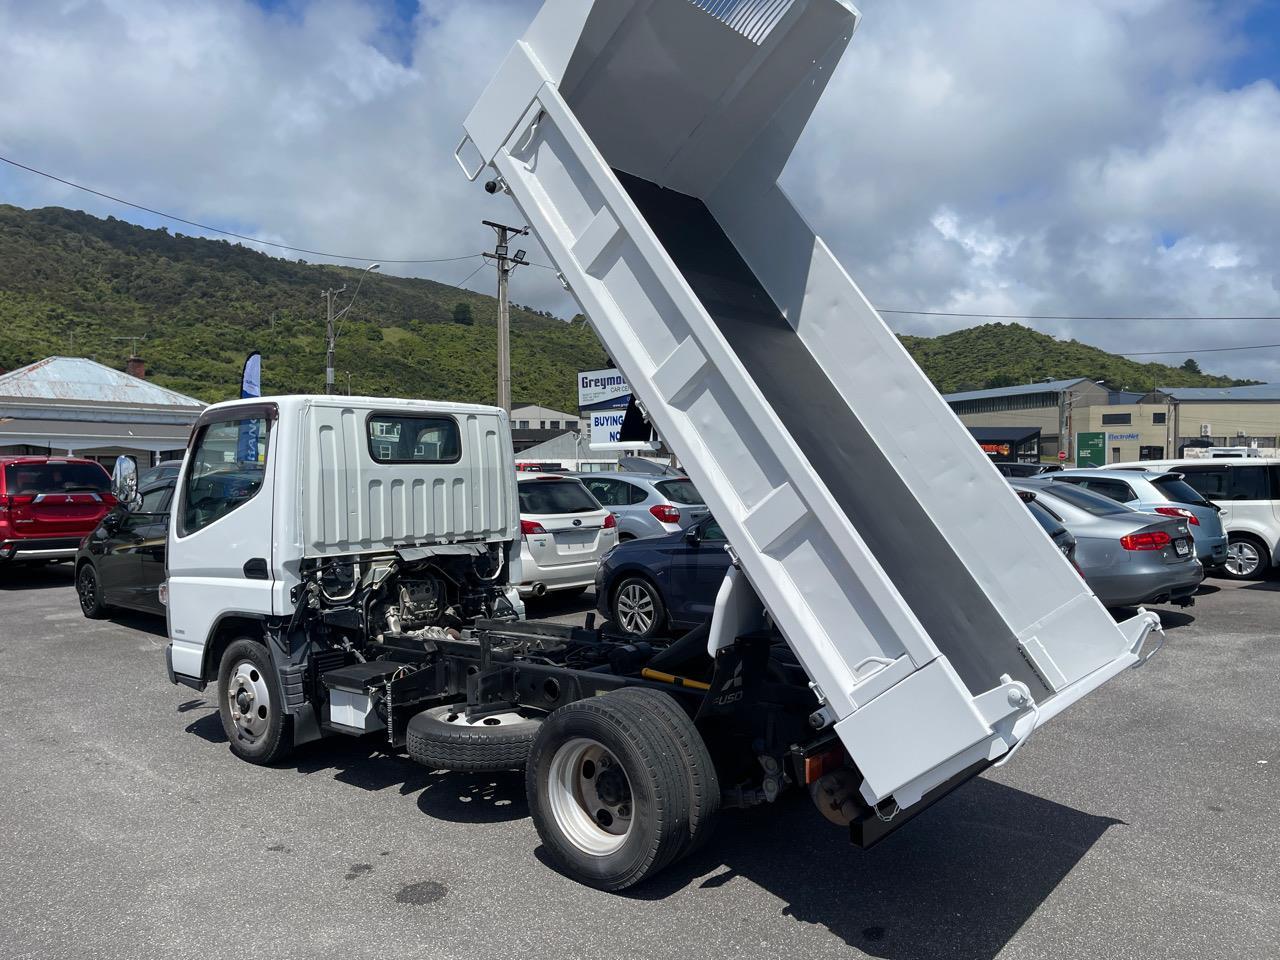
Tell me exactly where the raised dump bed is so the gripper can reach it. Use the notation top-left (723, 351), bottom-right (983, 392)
top-left (460, 0), bottom-right (1159, 809)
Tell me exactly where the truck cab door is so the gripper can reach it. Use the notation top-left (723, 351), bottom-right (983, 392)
top-left (167, 407), bottom-right (277, 681)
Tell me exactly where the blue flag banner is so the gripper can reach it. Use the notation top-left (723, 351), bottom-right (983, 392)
top-left (237, 351), bottom-right (262, 463)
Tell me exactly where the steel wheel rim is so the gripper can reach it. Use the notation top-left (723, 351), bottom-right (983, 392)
top-left (616, 583), bottom-right (654, 634)
top-left (77, 567), bottom-right (97, 611)
top-left (227, 660), bottom-right (272, 742)
top-left (546, 737), bottom-right (632, 856)
top-left (1226, 541), bottom-right (1260, 577)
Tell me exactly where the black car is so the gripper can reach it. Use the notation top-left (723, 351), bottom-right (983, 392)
top-left (995, 461), bottom-right (1063, 478)
top-left (138, 461), bottom-right (183, 487)
top-left (75, 480), bottom-right (173, 618)
top-left (595, 515), bottom-right (731, 638)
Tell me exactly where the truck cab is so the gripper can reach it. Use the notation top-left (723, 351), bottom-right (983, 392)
top-left (164, 395), bottom-right (522, 749)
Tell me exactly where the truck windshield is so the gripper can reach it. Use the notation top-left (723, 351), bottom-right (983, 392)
top-left (655, 478), bottom-right (703, 505)
top-left (519, 480), bottom-right (599, 515)
top-left (3, 461), bottom-right (109, 494)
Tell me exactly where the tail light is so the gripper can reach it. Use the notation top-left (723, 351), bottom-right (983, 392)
top-left (603, 512), bottom-right (617, 529)
top-left (649, 504), bottom-right (681, 523)
top-left (1121, 530), bottom-right (1172, 551)
top-left (520, 519), bottom-right (547, 536)
top-left (1154, 506), bottom-right (1199, 525)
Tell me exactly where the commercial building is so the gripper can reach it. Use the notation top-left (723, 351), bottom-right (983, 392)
top-left (1159, 384), bottom-right (1280, 453)
top-left (945, 377), bottom-right (1280, 464)
top-left (510, 403), bottom-right (582, 433)
top-left (0, 356), bottom-right (204, 465)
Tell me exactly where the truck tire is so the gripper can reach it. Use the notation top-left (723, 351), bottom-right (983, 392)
top-left (526, 690), bottom-right (692, 890)
top-left (217, 639), bottom-right (294, 765)
top-left (610, 686), bottom-right (720, 855)
top-left (407, 704), bottom-right (543, 772)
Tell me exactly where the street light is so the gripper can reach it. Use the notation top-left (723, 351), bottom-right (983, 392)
top-left (323, 262), bottom-right (380, 395)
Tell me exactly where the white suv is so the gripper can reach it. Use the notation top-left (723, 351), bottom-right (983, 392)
top-left (515, 475), bottom-right (618, 597)
top-left (1113, 457), bottom-right (1280, 579)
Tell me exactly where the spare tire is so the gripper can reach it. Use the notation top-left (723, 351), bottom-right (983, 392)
top-left (407, 704), bottom-right (543, 772)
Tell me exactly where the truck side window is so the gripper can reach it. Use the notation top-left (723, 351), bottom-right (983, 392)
top-left (181, 417), bottom-right (270, 535)
top-left (367, 415), bottom-right (461, 463)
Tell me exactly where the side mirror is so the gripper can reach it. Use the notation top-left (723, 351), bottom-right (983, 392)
top-left (684, 527), bottom-right (702, 545)
top-left (111, 455), bottom-right (141, 510)
top-left (102, 509), bottom-right (123, 533)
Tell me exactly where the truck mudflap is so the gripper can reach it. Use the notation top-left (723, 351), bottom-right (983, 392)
top-left (463, 0), bottom-right (1163, 814)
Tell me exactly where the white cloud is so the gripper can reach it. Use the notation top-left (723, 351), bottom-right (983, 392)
top-left (2, 0), bottom-right (1278, 380)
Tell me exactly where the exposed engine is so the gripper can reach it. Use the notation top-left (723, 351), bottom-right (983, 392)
top-left (296, 545), bottom-right (518, 656)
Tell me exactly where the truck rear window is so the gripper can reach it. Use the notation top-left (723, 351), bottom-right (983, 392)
top-left (3, 461), bottom-right (109, 495)
top-left (367, 415), bottom-right (461, 463)
top-left (519, 480), bottom-right (600, 515)
top-left (655, 478), bottom-right (703, 504)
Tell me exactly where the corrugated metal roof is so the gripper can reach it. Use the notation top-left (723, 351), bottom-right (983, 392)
top-left (1157, 384), bottom-right (1280, 401)
top-left (0, 357), bottom-right (204, 408)
top-left (943, 378), bottom-right (1087, 404)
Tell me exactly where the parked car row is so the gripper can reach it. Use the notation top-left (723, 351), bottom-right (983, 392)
top-left (5, 450), bottom-right (1268, 644)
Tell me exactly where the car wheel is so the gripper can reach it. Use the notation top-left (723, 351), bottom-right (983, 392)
top-left (611, 577), bottom-right (666, 639)
top-left (217, 639), bottom-right (294, 765)
top-left (76, 563), bottom-right (109, 619)
top-left (407, 703), bottom-right (544, 772)
top-left (526, 691), bottom-right (694, 890)
top-left (1223, 534), bottom-right (1270, 580)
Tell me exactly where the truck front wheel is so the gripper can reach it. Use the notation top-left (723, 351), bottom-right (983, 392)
top-left (526, 690), bottom-right (693, 891)
top-left (217, 639), bottom-right (294, 765)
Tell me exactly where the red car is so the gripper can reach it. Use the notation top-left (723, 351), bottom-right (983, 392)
top-left (0, 456), bottom-right (115, 564)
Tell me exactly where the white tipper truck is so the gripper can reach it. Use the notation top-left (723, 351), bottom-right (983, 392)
top-left (166, 0), bottom-right (1162, 891)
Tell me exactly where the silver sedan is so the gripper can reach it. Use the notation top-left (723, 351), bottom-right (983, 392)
top-left (1011, 479), bottom-right (1204, 608)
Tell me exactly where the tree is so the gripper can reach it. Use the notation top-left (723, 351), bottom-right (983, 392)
top-left (452, 302), bottom-right (473, 325)
top-left (1181, 358), bottom-right (1202, 374)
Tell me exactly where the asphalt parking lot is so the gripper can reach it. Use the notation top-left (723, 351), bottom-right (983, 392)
top-left (0, 567), bottom-right (1276, 960)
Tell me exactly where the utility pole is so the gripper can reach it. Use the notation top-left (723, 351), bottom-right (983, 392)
top-left (482, 220), bottom-right (529, 412)
top-left (321, 263), bottom-right (379, 395)
top-left (322, 285), bottom-right (344, 395)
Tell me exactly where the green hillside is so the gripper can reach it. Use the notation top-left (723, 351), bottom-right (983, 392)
top-left (901, 322), bottom-right (1252, 394)
top-left (0, 204), bottom-right (606, 411)
top-left (0, 204), bottom-right (1253, 408)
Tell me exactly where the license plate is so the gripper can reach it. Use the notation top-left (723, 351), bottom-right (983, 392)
top-left (1174, 538), bottom-right (1189, 557)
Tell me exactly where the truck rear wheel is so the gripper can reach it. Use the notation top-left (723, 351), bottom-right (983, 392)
top-left (217, 639), bottom-right (294, 765)
top-left (610, 687), bottom-right (720, 854)
top-left (526, 690), bottom-right (692, 890)
top-left (407, 704), bottom-right (543, 772)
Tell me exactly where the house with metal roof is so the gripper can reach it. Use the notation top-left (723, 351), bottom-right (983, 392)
top-left (0, 356), bottom-right (204, 463)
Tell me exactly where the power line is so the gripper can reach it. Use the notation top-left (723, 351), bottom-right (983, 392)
top-left (1123, 343), bottom-right (1280, 357)
top-left (0, 154), bottom-right (482, 266)
top-left (881, 308), bottom-right (1280, 321)
top-left (3, 153), bottom-right (1276, 320)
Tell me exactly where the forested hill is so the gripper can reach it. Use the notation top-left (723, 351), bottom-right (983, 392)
top-left (0, 204), bottom-right (1251, 408)
top-left (0, 204), bottom-right (606, 411)
top-left (901, 323), bottom-right (1252, 394)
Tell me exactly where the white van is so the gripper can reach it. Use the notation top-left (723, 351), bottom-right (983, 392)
top-left (1113, 457), bottom-right (1280, 578)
